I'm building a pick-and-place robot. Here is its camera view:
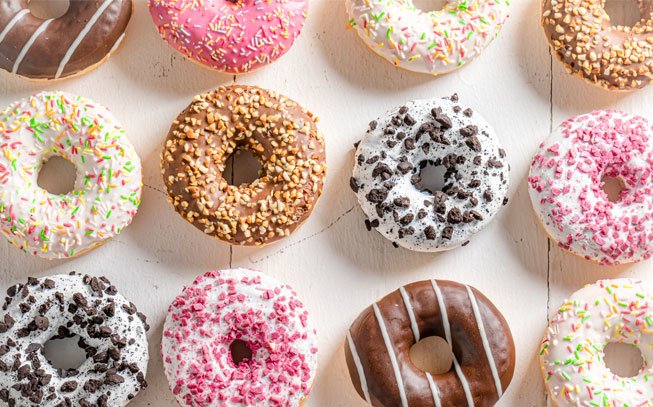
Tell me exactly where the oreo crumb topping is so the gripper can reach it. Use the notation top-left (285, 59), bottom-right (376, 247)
top-left (0, 274), bottom-right (149, 406)
top-left (352, 96), bottom-right (510, 251)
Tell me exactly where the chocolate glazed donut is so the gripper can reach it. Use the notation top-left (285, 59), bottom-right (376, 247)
top-left (345, 280), bottom-right (515, 406)
top-left (0, 0), bottom-right (132, 80)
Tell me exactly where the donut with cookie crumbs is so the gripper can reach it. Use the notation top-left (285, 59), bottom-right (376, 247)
top-left (351, 94), bottom-right (510, 252)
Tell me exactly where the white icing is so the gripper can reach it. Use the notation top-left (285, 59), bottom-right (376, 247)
top-left (373, 303), bottom-right (408, 407)
top-left (55, 0), bottom-right (115, 79)
top-left (345, 0), bottom-right (510, 75)
top-left (0, 274), bottom-right (149, 406)
top-left (541, 278), bottom-right (653, 407)
top-left (466, 284), bottom-right (503, 398)
top-left (353, 97), bottom-right (509, 252)
top-left (425, 372), bottom-right (442, 407)
top-left (399, 286), bottom-right (420, 341)
top-left (0, 91), bottom-right (143, 259)
top-left (347, 331), bottom-right (372, 404)
top-left (12, 19), bottom-right (53, 74)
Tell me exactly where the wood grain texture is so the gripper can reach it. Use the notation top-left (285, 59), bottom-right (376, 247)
top-left (1, 1), bottom-right (644, 406)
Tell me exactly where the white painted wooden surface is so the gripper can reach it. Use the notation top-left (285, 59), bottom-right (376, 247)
top-left (1, 1), bottom-right (650, 406)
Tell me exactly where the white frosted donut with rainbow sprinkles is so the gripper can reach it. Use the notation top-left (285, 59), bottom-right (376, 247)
top-left (528, 110), bottom-right (653, 265)
top-left (0, 91), bottom-right (142, 259)
top-left (540, 279), bottom-right (653, 407)
top-left (345, 0), bottom-right (510, 75)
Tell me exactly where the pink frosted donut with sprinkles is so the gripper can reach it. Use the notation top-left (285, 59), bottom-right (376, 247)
top-left (0, 91), bottom-right (142, 259)
top-left (540, 278), bottom-right (653, 406)
top-left (161, 268), bottom-right (318, 406)
top-left (528, 110), bottom-right (653, 265)
top-left (345, 0), bottom-right (510, 75)
top-left (148, 0), bottom-right (308, 74)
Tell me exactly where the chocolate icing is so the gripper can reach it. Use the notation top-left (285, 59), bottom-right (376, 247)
top-left (345, 280), bottom-right (515, 406)
top-left (0, 0), bottom-right (132, 80)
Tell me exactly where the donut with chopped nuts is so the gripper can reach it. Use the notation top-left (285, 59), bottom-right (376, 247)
top-left (542, 0), bottom-right (653, 91)
top-left (161, 85), bottom-right (326, 246)
top-left (351, 95), bottom-right (509, 252)
top-left (161, 268), bottom-right (318, 406)
top-left (0, 272), bottom-right (149, 406)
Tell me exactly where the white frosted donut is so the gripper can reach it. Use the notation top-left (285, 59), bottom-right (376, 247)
top-left (0, 91), bottom-right (142, 259)
top-left (161, 268), bottom-right (318, 406)
top-left (345, 0), bottom-right (510, 75)
top-left (0, 273), bottom-right (149, 406)
top-left (540, 278), bottom-right (653, 407)
top-left (351, 94), bottom-right (510, 252)
top-left (528, 110), bottom-right (653, 265)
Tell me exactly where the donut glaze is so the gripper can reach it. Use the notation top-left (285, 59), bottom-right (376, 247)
top-left (0, 273), bottom-right (149, 406)
top-left (351, 95), bottom-right (509, 252)
top-left (161, 268), bottom-right (318, 406)
top-left (161, 85), bottom-right (326, 246)
top-left (0, 0), bottom-right (132, 80)
top-left (528, 110), bottom-right (653, 265)
top-left (541, 279), bottom-right (653, 406)
top-left (148, 0), bottom-right (308, 74)
top-left (542, 0), bottom-right (653, 91)
top-left (346, 0), bottom-right (510, 75)
top-left (0, 92), bottom-right (143, 259)
top-left (345, 279), bottom-right (515, 407)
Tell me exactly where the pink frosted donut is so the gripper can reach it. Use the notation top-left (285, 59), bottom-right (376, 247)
top-left (161, 268), bottom-right (318, 406)
top-left (528, 110), bottom-right (653, 265)
top-left (148, 0), bottom-right (308, 74)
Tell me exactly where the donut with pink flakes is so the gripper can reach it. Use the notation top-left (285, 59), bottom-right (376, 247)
top-left (161, 268), bottom-right (318, 406)
top-left (148, 0), bottom-right (308, 74)
top-left (528, 110), bottom-right (653, 265)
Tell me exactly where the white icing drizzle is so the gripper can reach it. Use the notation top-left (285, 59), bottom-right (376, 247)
top-left (0, 9), bottom-right (30, 44)
top-left (12, 19), bottom-right (53, 74)
top-left (399, 286), bottom-right (420, 342)
top-left (425, 372), bottom-right (442, 407)
top-left (55, 0), bottom-right (115, 78)
top-left (347, 331), bottom-right (372, 404)
top-left (430, 280), bottom-right (474, 407)
top-left (373, 303), bottom-right (408, 407)
top-left (466, 285), bottom-right (503, 398)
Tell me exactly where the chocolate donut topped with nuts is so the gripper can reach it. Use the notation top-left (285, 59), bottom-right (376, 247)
top-left (161, 85), bottom-right (327, 246)
top-left (542, 0), bottom-right (653, 91)
top-left (351, 95), bottom-right (509, 252)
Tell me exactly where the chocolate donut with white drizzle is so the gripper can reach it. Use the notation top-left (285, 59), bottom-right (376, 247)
top-left (345, 279), bottom-right (515, 406)
top-left (351, 94), bottom-right (509, 251)
top-left (0, 0), bottom-right (132, 80)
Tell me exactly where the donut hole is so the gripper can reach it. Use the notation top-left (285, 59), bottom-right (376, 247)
top-left (415, 161), bottom-right (448, 195)
top-left (43, 334), bottom-right (87, 371)
top-left (413, 0), bottom-right (448, 13)
top-left (604, 0), bottom-right (642, 28)
top-left (224, 148), bottom-right (263, 187)
top-left (409, 336), bottom-right (453, 375)
top-left (604, 342), bottom-right (644, 377)
top-left (229, 339), bottom-right (253, 365)
top-left (600, 175), bottom-right (625, 202)
top-left (37, 156), bottom-right (77, 195)
top-left (28, 0), bottom-right (70, 19)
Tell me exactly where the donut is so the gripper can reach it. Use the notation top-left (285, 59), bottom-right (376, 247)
top-left (528, 110), bottom-right (653, 265)
top-left (350, 94), bottom-right (509, 252)
top-left (540, 278), bottom-right (653, 406)
top-left (161, 268), bottom-right (318, 406)
top-left (0, 91), bottom-right (143, 259)
top-left (0, 0), bottom-right (132, 80)
top-left (0, 272), bottom-right (149, 406)
top-left (345, 0), bottom-right (510, 75)
top-left (161, 85), bottom-right (326, 246)
top-left (345, 279), bottom-right (515, 406)
top-left (148, 0), bottom-right (308, 74)
top-left (542, 0), bottom-right (653, 91)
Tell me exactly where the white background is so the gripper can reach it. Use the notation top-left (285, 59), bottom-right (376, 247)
top-left (1, 1), bottom-right (651, 406)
